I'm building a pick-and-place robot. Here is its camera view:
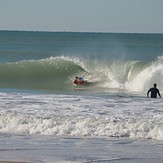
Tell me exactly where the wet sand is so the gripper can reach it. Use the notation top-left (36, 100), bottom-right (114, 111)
top-left (0, 134), bottom-right (163, 163)
top-left (0, 162), bottom-right (26, 163)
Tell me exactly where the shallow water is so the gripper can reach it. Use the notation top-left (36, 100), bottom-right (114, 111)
top-left (0, 134), bottom-right (163, 163)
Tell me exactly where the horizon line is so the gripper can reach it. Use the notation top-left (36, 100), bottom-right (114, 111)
top-left (0, 29), bottom-right (163, 35)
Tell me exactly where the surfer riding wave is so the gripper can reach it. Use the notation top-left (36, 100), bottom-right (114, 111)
top-left (74, 76), bottom-right (88, 85)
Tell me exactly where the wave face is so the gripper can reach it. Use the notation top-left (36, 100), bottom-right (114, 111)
top-left (0, 56), bottom-right (85, 91)
top-left (0, 55), bottom-right (163, 94)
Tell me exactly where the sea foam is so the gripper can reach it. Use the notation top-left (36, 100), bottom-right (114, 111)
top-left (0, 92), bottom-right (163, 140)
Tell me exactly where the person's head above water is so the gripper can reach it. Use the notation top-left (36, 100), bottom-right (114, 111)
top-left (154, 83), bottom-right (157, 88)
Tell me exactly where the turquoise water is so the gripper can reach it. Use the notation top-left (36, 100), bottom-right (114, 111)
top-left (0, 30), bottom-right (163, 94)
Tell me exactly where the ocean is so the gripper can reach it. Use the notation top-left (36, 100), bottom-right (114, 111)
top-left (0, 30), bottom-right (163, 163)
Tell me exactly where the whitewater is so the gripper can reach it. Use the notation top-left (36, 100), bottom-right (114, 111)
top-left (0, 92), bottom-right (163, 139)
top-left (0, 31), bottom-right (163, 162)
top-left (0, 92), bottom-right (163, 162)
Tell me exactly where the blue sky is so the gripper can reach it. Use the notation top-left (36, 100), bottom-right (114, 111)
top-left (0, 0), bottom-right (163, 33)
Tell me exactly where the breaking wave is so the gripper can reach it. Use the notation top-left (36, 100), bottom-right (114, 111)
top-left (0, 55), bottom-right (163, 93)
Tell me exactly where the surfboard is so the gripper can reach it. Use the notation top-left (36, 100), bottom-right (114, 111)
top-left (73, 81), bottom-right (97, 91)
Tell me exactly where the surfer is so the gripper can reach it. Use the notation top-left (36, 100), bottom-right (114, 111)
top-left (74, 76), bottom-right (79, 85)
top-left (73, 76), bottom-right (88, 85)
top-left (147, 83), bottom-right (161, 98)
top-left (79, 77), bottom-right (88, 84)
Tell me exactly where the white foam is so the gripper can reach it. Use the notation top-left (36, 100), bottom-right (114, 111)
top-left (126, 58), bottom-right (163, 93)
top-left (79, 56), bottom-right (163, 94)
top-left (0, 93), bottom-right (163, 140)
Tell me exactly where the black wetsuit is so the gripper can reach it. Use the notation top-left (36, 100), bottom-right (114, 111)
top-left (147, 87), bottom-right (161, 98)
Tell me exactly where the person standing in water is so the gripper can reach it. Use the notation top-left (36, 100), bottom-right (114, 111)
top-left (147, 83), bottom-right (161, 98)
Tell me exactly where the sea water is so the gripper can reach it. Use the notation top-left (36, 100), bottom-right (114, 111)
top-left (0, 31), bottom-right (163, 162)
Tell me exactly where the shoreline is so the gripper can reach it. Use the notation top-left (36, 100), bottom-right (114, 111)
top-left (0, 162), bottom-right (26, 163)
top-left (0, 135), bottom-right (163, 163)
